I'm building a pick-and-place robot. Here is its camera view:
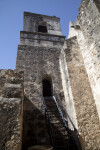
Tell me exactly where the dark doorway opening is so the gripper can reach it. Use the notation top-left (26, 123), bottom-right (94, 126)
top-left (38, 25), bottom-right (47, 33)
top-left (42, 79), bottom-right (53, 97)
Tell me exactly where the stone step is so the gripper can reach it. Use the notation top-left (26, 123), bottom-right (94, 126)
top-left (47, 109), bottom-right (59, 113)
top-left (54, 145), bottom-right (68, 150)
top-left (45, 103), bottom-right (56, 106)
top-left (46, 104), bottom-right (57, 107)
top-left (28, 145), bottom-right (53, 150)
top-left (53, 135), bottom-right (69, 140)
top-left (50, 119), bottom-right (63, 124)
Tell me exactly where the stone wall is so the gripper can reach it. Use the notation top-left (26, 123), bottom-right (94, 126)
top-left (0, 70), bottom-right (24, 150)
top-left (20, 31), bottom-right (65, 48)
top-left (64, 37), bottom-right (100, 150)
top-left (59, 48), bottom-right (78, 130)
top-left (16, 45), bottom-right (65, 149)
top-left (68, 0), bottom-right (100, 119)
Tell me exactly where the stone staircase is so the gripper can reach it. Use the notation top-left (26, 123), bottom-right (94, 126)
top-left (44, 97), bottom-right (69, 150)
top-left (43, 97), bottom-right (81, 150)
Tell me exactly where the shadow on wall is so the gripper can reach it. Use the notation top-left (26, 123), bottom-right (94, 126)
top-left (22, 96), bottom-right (50, 150)
top-left (93, 0), bottom-right (100, 12)
top-left (22, 96), bottom-right (82, 150)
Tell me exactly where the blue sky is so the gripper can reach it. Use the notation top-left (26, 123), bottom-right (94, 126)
top-left (0, 0), bottom-right (81, 69)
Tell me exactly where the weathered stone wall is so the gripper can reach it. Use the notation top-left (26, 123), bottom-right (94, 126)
top-left (59, 48), bottom-right (78, 130)
top-left (20, 31), bottom-right (65, 48)
top-left (64, 37), bottom-right (100, 150)
top-left (16, 45), bottom-right (65, 149)
top-left (68, 0), bottom-right (100, 118)
top-left (0, 70), bottom-right (24, 150)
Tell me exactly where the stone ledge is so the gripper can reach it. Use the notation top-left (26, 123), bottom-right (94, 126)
top-left (18, 45), bottom-right (61, 51)
top-left (0, 97), bottom-right (21, 102)
top-left (24, 11), bottom-right (60, 21)
top-left (4, 83), bottom-right (21, 88)
top-left (20, 31), bottom-right (66, 39)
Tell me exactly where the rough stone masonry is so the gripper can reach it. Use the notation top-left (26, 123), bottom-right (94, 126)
top-left (0, 70), bottom-right (24, 150)
top-left (0, 0), bottom-right (100, 150)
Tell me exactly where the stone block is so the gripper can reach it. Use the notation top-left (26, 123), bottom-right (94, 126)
top-left (2, 83), bottom-right (22, 98)
top-left (0, 97), bottom-right (23, 150)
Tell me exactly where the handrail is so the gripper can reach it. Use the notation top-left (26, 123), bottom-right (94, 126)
top-left (53, 96), bottom-right (81, 150)
top-left (53, 96), bottom-right (70, 132)
top-left (56, 97), bottom-right (77, 131)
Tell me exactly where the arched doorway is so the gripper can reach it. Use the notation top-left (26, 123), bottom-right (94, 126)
top-left (42, 76), bottom-right (53, 97)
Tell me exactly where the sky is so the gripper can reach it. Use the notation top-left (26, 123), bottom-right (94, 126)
top-left (0, 0), bottom-right (81, 69)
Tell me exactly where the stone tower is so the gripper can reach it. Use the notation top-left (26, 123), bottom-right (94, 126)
top-left (16, 8), bottom-right (100, 149)
top-left (16, 12), bottom-right (66, 149)
top-left (0, 1), bottom-right (100, 150)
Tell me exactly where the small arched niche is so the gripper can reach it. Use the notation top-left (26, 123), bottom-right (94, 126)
top-left (38, 21), bottom-right (47, 33)
top-left (42, 75), bottom-right (53, 97)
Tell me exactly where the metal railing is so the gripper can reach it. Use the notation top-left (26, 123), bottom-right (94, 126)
top-left (42, 96), bottom-right (81, 150)
top-left (55, 96), bottom-right (77, 131)
top-left (53, 96), bottom-right (81, 150)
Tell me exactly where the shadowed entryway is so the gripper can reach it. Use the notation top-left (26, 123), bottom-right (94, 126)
top-left (42, 76), bottom-right (53, 97)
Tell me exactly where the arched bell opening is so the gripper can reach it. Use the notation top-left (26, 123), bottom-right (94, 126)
top-left (38, 21), bottom-right (47, 33)
top-left (42, 75), bottom-right (53, 97)
top-left (38, 25), bottom-right (47, 33)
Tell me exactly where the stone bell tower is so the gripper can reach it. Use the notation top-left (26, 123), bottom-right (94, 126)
top-left (16, 12), bottom-right (66, 150)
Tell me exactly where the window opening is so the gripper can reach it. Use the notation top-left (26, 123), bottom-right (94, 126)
top-left (38, 25), bottom-right (47, 33)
